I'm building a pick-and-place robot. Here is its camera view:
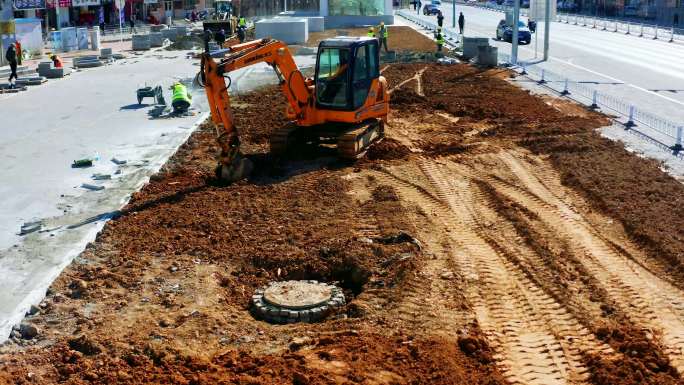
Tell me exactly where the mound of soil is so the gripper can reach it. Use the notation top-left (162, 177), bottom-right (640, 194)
top-left (366, 138), bottom-right (411, 161)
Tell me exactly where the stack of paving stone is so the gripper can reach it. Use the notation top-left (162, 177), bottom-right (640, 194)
top-left (73, 55), bottom-right (104, 68)
top-left (0, 65), bottom-right (46, 87)
top-left (161, 28), bottom-right (178, 42)
top-left (132, 34), bottom-right (151, 50)
top-left (99, 48), bottom-right (113, 60)
top-left (149, 32), bottom-right (164, 47)
top-left (36, 61), bottom-right (71, 78)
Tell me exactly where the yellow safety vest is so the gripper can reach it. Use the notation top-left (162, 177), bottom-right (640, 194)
top-left (380, 26), bottom-right (388, 38)
top-left (436, 35), bottom-right (444, 45)
top-left (239, 17), bottom-right (246, 27)
top-left (172, 83), bottom-right (191, 104)
top-left (367, 30), bottom-right (375, 37)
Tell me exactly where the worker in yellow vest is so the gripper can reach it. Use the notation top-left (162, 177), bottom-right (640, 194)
top-left (435, 29), bottom-right (445, 52)
top-left (367, 26), bottom-right (375, 38)
top-left (171, 81), bottom-right (192, 114)
top-left (239, 16), bottom-right (247, 28)
top-left (378, 21), bottom-right (388, 52)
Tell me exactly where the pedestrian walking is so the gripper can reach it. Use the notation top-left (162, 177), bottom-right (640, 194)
top-left (99, 6), bottom-right (105, 35)
top-left (215, 28), bottom-right (226, 46)
top-left (378, 21), bottom-right (389, 52)
top-left (129, 14), bottom-right (137, 34)
top-left (5, 43), bottom-right (18, 88)
top-left (411, 0), bottom-right (416, 10)
top-left (458, 12), bottom-right (465, 35)
top-left (437, 10), bottom-right (444, 27)
top-left (435, 30), bottom-right (445, 52)
top-left (417, 0), bottom-right (421, 14)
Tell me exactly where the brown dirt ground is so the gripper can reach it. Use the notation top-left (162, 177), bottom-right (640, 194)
top-left (307, 26), bottom-right (436, 52)
top-left (2, 37), bottom-right (684, 385)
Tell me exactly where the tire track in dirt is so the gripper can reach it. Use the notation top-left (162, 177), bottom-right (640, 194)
top-left (485, 152), bottom-right (684, 374)
top-left (372, 160), bottom-right (611, 385)
top-left (371, 168), bottom-right (466, 335)
top-left (417, 159), bottom-right (612, 385)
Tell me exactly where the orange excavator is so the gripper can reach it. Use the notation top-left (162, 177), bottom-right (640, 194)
top-left (198, 34), bottom-right (389, 182)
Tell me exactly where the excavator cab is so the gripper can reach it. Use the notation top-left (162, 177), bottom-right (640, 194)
top-left (315, 38), bottom-right (380, 111)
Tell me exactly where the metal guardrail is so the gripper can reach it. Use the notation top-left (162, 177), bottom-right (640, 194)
top-left (397, 9), bottom-right (463, 45)
top-left (456, 1), bottom-right (683, 43)
top-left (99, 25), bottom-right (153, 42)
top-left (501, 57), bottom-right (684, 153)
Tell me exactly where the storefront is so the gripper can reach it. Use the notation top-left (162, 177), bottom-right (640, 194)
top-left (320, 0), bottom-right (393, 27)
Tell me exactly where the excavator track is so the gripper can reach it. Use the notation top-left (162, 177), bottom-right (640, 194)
top-left (269, 122), bottom-right (299, 157)
top-left (337, 119), bottom-right (384, 160)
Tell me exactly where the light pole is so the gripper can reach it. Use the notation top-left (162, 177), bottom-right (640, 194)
top-left (452, 0), bottom-right (455, 28)
top-left (543, 0), bottom-right (550, 60)
top-left (512, 0), bottom-right (520, 64)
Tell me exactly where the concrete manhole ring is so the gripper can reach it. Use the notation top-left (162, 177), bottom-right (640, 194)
top-left (252, 280), bottom-right (345, 324)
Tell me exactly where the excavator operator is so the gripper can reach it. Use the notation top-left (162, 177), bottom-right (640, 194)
top-left (318, 49), bottom-right (350, 105)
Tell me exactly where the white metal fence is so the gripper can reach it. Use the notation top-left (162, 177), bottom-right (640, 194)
top-left (397, 9), bottom-right (462, 44)
top-left (456, 1), bottom-right (684, 43)
top-left (498, 54), bottom-right (684, 152)
top-left (99, 25), bottom-right (153, 42)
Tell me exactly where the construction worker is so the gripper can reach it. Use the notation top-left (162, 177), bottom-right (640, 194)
top-left (378, 21), bottom-right (388, 52)
top-left (239, 15), bottom-right (247, 28)
top-left (458, 12), bottom-right (465, 35)
top-left (171, 81), bottom-right (192, 114)
top-left (367, 26), bottom-right (375, 38)
top-left (50, 54), bottom-right (63, 68)
top-left (435, 30), bottom-right (445, 52)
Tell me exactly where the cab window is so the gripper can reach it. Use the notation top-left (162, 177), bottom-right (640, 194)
top-left (316, 48), bottom-right (350, 108)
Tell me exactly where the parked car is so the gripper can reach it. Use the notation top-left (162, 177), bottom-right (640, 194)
top-left (423, 4), bottom-right (441, 15)
top-left (495, 20), bottom-right (532, 44)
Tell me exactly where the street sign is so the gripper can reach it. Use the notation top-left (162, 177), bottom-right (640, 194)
top-left (529, 0), bottom-right (556, 20)
top-left (72, 0), bottom-right (100, 6)
top-left (14, 0), bottom-right (46, 10)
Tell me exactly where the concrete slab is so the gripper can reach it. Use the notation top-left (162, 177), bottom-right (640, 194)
top-left (256, 18), bottom-right (308, 44)
top-left (132, 34), bottom-right (151, 50)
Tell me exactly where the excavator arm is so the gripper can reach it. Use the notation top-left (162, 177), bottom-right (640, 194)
top-left (200, 37), bottom-right (311, 181)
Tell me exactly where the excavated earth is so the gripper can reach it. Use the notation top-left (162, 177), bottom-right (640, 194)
top-left (2, 43), bottom-right (684, 385)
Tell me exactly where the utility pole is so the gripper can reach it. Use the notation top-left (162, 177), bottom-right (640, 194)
top-left (511, 0), bottom-right (520, 64)
top-left (543, 0), bottom-right (550, 60)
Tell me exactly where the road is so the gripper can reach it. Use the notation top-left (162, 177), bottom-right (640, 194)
top-left (401, 3), bottom-right (684, 124)
top-left (0, 49), bottom-right (315, 342)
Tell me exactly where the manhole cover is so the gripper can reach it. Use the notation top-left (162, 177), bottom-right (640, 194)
top-left (263, 281), bottom-right (333, 310)
top-left (252, 280), bottom-right (345, 324)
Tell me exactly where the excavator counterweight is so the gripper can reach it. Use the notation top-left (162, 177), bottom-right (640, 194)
top-left (199, 35), bottom-right (389, 182)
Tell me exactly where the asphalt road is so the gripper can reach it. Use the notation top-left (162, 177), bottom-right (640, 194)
top-left (405, 3), bottom-right (684, 123)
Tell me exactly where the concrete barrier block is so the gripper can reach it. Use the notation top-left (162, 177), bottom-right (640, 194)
top-left (132, 34), bottom-right (151, 50)
top-left (90, 28), bottom-right (101, 50)
top-left (462, 37), bottom-right (490, 59)
top-left (161, 28), bottom-right (177, 42)
top-left (477, 45), bottom-right (498, 67)
top-left (149, 32), bottom-right (164, 47)
top-left (256, 18), bottom-right (308, 44)
top-left (306, 16), bottom-right (324, 32)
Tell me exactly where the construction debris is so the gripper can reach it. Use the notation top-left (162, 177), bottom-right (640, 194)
top-left (81, 183), bottom-right (104, 191)
top-left (19, 221), bottom-right (42, 235)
